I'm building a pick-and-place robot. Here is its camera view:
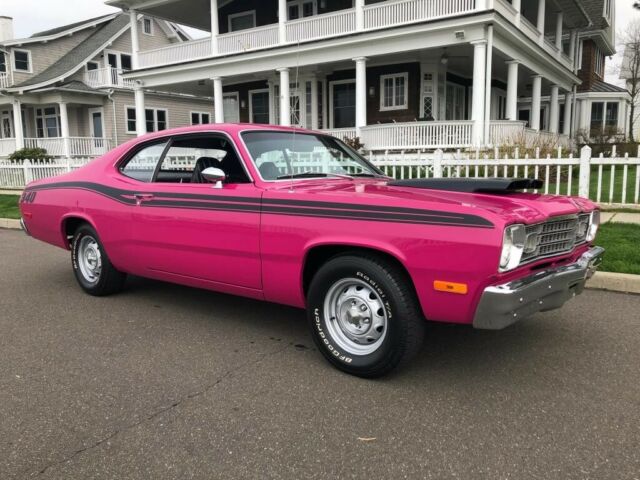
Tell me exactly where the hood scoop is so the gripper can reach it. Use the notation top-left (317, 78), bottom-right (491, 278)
top-left (388, 178), bottom-right (543, 194)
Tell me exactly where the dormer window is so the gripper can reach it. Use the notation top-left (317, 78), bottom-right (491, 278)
top-left (13, 49), bottom-right (31, 73)
top-left (0, 52), bottom-right (6, 73)
top-left (143, 17), bottom-right (154, 36)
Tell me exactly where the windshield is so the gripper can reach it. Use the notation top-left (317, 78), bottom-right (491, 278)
top-left (241, 131), bottom-right (383, 181)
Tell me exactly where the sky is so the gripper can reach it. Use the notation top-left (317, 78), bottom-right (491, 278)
top-left (1, 0), bottom-right (638, 86)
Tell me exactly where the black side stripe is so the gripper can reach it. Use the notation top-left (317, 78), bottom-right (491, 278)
top-left (25, 181), bottom-right (494, 229)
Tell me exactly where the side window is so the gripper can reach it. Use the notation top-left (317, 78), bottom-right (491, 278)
top-left (120, 141), bottom-right (168, 182)
top-left (155, 136), bottom-right (250, 184)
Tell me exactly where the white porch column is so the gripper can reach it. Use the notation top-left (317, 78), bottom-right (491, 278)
top-left (354, 57), bottom-right (368, 134)
top-left (278, 0), bottom-right (287, 44)
top-left (129, 10), bottom-right (140, 69)
top-left (536, 0), bottom-right (546, 44)
top-left (506, 60), bottom-right (519, 121)
top-left (355, 0), bottom-right (365, 31)
top-left (569, 29), bottom-right (578, 64)
top-left (322, 77), bottom-right (328, 130)
top-left (471, 40), bottom-right (487, 147)
top-left (549, 85), bottom-right (559, 134)
top-left (210, 0), bottom-right (219, 55)
top-left (12, 99), bottom-right (24, 150)
top-left (310, 76), bottom-right (319, 130)
top-left (59, 102), bottom-right (71, 157)
top-left (212, 76), bottom-right (224, 123)
top-left (563, 91), bottom-right (572, 136)
top-left (267, 80), bottom-right (276, 124)
top-left (512, 0), bottom-right (521, 24)
top-left (134, 84), bottom-right (146, 136)
top-left (531, 75), bottom-right (542, 131)
top-left (278, 68), bottom-right (291, 126)
top-left (555, 11), bottom-right (563, 51)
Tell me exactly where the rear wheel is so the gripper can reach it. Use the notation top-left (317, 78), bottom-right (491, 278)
top-left (71, 224), bottom-right (126, 296)
top-left (307, 254), bottom-right (425, 378)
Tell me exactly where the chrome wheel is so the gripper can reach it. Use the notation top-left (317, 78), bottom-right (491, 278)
top-left (323, 278), bottom-right (388, 356)
top-left (77, 236), bottom-right (102, 284)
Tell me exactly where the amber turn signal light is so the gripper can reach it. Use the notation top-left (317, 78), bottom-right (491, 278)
top-left (433, 281), bottom-right (468, 295)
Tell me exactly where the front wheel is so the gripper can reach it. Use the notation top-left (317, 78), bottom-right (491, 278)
top-left (307, 254), bottom-right (425, 378)
top-left (71, 224), bottom-right (126, 296)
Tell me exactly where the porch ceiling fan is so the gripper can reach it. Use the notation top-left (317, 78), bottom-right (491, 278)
top-left (440, 48), bottom-right (466, 66)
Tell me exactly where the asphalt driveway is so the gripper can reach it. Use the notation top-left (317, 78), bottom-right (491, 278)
top-left (1, 229), bottom-right (639, 479)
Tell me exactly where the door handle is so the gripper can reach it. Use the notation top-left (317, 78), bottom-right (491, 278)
top-left (134, 193), bottom-right (154, 205)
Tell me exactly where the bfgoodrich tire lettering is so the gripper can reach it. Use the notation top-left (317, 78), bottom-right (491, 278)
top-left (307, 254), bottom-right (425, 378)
top-left (71, 224), bottom-right (126, 296)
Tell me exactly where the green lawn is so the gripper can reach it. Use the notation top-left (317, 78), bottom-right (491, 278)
top-left (595, 223), bottom-right (640, 275)
top-left (0, 195), bottom-right (20, 220)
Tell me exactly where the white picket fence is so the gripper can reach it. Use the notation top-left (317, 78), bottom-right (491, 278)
top-left (1, 147), bottom-right (639, 207)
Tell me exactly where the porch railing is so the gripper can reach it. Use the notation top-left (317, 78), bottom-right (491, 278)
top-left (286, 9), bottom-right (356, 43)
top-left (363, 0), bottom-right (476, 29)
top-left (360, 121), bottom-right (474, 150)
top-left (138, 37), bottom-right (212, 68)
top-left (84, 67), bottom-right (135, 89)
top-left (0, 72), bottom-right (10, 89)
top-left (219, 24), bottom-right (279, 55)
top-left (23, 137), bottom-right (113, 157)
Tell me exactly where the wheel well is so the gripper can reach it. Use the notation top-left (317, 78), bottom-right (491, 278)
top-left (302, 245), bottom-right (416, 298)
top-left (62, 217), bottom-right (88, 247)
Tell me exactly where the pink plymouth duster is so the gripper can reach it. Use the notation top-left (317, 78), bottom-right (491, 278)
top-left (19, 124), bottom-right (603, 377)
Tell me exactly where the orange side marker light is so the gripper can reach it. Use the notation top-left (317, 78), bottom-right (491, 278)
top-left (433, 281), bottom-right (468, 295)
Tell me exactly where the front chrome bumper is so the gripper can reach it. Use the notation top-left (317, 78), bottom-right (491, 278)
top-left (473, 246), bottom-right (604, 330)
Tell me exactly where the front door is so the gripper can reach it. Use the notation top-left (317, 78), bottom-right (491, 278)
top-left (332, 81), bottom-right (356, 128)
top-left (119, 134), bottom-right (262, 290)
top-left (250, 90), bottom-right (270, 124)
top-left (89, 108), bottom-right (106, 154)
top-left (0, 110), bottom-right (12, 138)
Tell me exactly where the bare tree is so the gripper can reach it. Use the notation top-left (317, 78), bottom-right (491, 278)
top-left (619, 19), bottom-right (640, 142)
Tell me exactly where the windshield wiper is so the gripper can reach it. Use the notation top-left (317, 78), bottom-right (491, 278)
top-left (276, 171), bottom-right (355, 180)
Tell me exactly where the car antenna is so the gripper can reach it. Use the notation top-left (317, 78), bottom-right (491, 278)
top-left (288, 39), bottom-right (301, 193)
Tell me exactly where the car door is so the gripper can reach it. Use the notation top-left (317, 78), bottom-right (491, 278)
top-left (119, 133), bottom-right (262, 290)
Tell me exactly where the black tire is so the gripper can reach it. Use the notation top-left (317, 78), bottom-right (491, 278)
top-left (307, 254), bottom-right (425, 378)
top-left (71, 224), bottom-right (126, 296)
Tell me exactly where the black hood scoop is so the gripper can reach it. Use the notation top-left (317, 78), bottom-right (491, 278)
top-left (388, 178), bottom-right (544, 194)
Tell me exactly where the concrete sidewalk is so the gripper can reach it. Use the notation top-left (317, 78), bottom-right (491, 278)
top-left (601, 212), bottom-right (640, 225)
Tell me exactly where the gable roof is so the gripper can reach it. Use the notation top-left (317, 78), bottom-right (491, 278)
top-left (1, 13), bottom-right (118, 46)
top-left (10, 14), bottom-right (131, 91)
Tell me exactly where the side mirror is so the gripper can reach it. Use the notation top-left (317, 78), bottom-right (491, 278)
top-left (201, 167), bottom-right (226, 184)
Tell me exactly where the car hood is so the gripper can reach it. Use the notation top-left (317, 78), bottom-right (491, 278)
top-left (266, 179), bottom-right (596, 226)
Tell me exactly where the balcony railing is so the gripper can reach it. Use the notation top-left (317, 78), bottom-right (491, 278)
top-left (0, 72), bottom-right (10, 89)
top-left (24, 137), bottom-right (113, 157)
top-left (138, 0), bottom-right (479, 68)
top-left (84, 67), bottom-right (135, 89)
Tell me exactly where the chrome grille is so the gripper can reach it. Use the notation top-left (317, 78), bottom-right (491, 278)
top-left (521, 214), bottom-right (590, 264)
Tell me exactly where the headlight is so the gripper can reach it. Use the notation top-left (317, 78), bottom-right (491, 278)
top-left (499, 224), bottom-right (526, 272)
top-left (586, 210), bottom-right (600, 242)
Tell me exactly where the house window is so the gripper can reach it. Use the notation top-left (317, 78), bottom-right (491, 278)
top-left (143, 18), bottom-right (154, 35)
top-left (86, 61), bottom-right (99, 71)
top-left (250, 90), bottom-right (270, 124)
top-left (120, 54), bottom-right (132, 71)
top-left (559, 104), bottom-right (565, 133)
top-left (14, 50), bottom-right (31, 72)
top-left (127, 107), bottom-right (168, 134)
top-left (223, 93), bottom-right (240, 123)
top-left (605, 102), bottom-right (619, 128)
top-left (445, 82), bottom-right (466, 120)
top-left (380, 73), bottom-right (408, 111)
top-left (590, 102), bottom-right (604, 132)
top-left (594, 47), bottom-right (605, 77)
top-left (228, 11), bottom-right (256, 32)
top-left (0, 52), bottom-right (6, 73)
top-left (288, 0), bottom-right (317, 20)
top-left (35, 107), bottom-right (60, 138)
top-left (190, 112), bottom-right (211, 125)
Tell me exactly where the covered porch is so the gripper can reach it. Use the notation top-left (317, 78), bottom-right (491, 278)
top-left (128, 37), bottom-right (575, 151)
top-left (0, 89), bottom-right (114, 158)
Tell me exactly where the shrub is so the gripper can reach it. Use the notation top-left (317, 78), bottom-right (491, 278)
top-left (9, 148), bottom-right (54, 162)
top-left (342, 136), bottom-right (365, 151)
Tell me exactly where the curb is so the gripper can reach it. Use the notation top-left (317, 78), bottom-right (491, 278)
top-left (586, 272), bottom-right (640, 295)
top-left (0, 218), bottom-right (21, 230)
top-left (1, 217), bottom-right (639, 294)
